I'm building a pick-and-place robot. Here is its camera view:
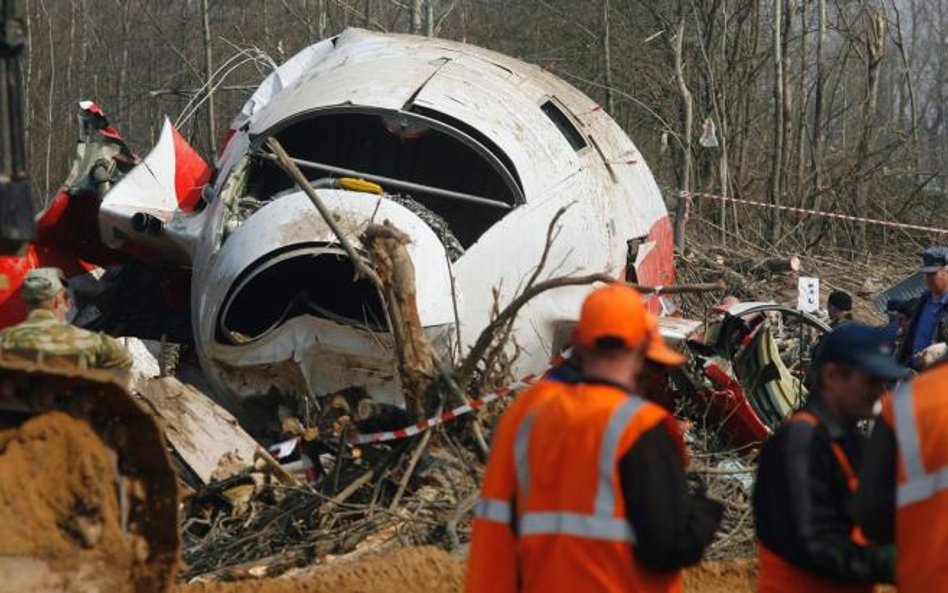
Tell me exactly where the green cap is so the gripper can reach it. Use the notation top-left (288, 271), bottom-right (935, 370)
top-left (21, 268), bottom-right (67, 304)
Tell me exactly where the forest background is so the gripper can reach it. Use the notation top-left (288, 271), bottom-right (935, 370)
top-left (20, 0), bottom-right (948, 256)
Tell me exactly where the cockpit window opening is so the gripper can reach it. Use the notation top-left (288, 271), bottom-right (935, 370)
top-left (248, 107), bottom-right (523, 248)
top-left (540, 99), bottom-right (587, 152)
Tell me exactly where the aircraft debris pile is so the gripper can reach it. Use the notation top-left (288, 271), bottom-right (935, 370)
top-left (174, 203), bottom-right (561, 583)
top-left (93, 237), bottom-right (895, 587)
top-left (179, 436), bottom-right (479, 581)
top-left (664, 241), bottom-right (918, 562)
top-left (681, 416), bottom-right (756, 561)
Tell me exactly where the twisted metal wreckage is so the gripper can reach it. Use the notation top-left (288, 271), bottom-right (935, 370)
top-left (0, 29), bottom-right (832, 463)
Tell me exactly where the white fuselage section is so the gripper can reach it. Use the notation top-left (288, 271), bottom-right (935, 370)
top-left (110, 29), bottom-right (674, 423)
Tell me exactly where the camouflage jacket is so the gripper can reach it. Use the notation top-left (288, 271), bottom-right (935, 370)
top-left (0, 309), bottom-right (133, 373)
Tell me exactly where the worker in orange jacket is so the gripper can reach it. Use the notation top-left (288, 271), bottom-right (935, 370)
top-left (753, 323), bottom-right (904, 593)
top-left (853, 361), bottom-right (948, 592)
top-left (545, 314), bottom-right (683, 414)
top-left (466, 284), bottom-right (723, 593)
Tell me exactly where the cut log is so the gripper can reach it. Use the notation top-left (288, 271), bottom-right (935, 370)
top-left (750, 255), bottom-right (801, 275)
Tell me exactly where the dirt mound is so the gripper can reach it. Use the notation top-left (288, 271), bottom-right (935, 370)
top-left (177, 546), bottom-right (463, 593)
top-left (177, 545), bottom-right (761, 593)
top-left (0, 411), bottom-right (143, 593)
top-left (684, 559), bottom-right (757, 593)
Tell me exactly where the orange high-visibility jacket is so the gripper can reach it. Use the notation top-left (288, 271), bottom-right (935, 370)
top-left (466, 379), bottom-right (563, 593)
top-left (469, 381), bottom-right (679, 593)
top-left (881, 370), bottom-right (948, 593)
top-left (757, 411), bottom-right (871, 593)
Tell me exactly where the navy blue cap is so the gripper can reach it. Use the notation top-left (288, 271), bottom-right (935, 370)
top-left (920, 246), bottom-right (948, 273)
top-left (814, 323), bottom-right (908, 380)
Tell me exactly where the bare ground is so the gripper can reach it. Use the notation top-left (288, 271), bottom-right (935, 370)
top-left (176, 545), bottom-right (758, 593)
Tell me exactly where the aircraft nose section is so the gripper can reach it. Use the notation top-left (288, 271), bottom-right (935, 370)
top-left (196, 189), bottom-right (456, 410)
top-left (218, 242), bottom-right (387, 344)
top-left (205, 190), bottom-right (455, 342)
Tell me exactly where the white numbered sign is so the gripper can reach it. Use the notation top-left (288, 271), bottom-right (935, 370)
top-left (797, 276), bottom-right (820, 313)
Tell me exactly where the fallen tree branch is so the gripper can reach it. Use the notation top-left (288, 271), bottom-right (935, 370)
top-left (457, 273), bottom-right (616, 391)
top-left (457, 276), bottom-right (728, 391)
top-left (253, 447), bottom-right (302, 487)
top-left (438, 365), bottom-right (490, 458)
top-left (445, 491), bottom-right (479, 550)
top-left (362, 223), bottom-right (436, 417)
top-left (526, 204), bottom-right (573, 288)
top-left (328, 467), bottom-right (377, 507)
top-left (389, 428), bottom-right (433, 511)
top-left (266, 137), bottom-right (383, 289)
top-left (629, 281), bottom-right (727, 294)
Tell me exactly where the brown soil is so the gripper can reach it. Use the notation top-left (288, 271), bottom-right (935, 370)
top-left (176, 546), bottom-right (761, 593)
top-left (177, 546), bottom-right (464, 593)
top-left (684, 559), bottom-right (757, 593)
top-left (0, 411), bottom-right (142, 593)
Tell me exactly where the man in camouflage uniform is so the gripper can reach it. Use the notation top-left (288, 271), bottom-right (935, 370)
top-left (0, 268), bottom-right (132, 373)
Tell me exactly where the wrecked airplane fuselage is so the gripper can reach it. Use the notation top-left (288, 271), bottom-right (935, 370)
top-left (176, 29), bottom-right (673, 423)
top-left (3, 29), bottom-right (675, 429)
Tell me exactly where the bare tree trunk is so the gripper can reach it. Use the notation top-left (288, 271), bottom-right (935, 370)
top-left (201, 0), bottom-right (216, 155)
top-left (854, 8), bottom-right (885, 249)
top-left (803, 4), bottom-right (824, 247)
top-left (24, 0), bottom-right (31, 136)
top-left (411, 0), bottom-right (422, 34)
top-left (317, 0), bottom-right (328, 38)
top-left (734, 0), bottom-right (761, 192)
top-left (796, 0), bottom-right (808, 189)
top-left (673, 21), bottom-right (693, 253)
top-left (780, 0), bottom-right (794, 203)
top-left (425, 0), bottom-right (434, 37)
top-left (66, 0), bottom-right (74, 101)
top-left (39, 0), bottom-right (53, 196)
top-left (689, 0), bottom-right (730, 240)
top-left (602, 0), bottom-right (615, 114)
top-left (117, 0), bottom-right (131, 133)
top-left (769, 0), bottom-right (785, 241)
top-left (79, 0), bottom-right (88, 98)
top-left (892, 2), bottom-right (920, 173)
top-left (808, 0), bottom-right (826, 246)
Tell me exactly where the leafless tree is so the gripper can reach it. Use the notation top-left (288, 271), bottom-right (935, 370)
top-left (14, 0), bottom-right (948, 256)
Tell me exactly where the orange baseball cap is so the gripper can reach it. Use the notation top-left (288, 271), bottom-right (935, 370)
top-left (574, 284), bottom-right (649, 350)
top-left (645, 314), bottom-right (686, 366)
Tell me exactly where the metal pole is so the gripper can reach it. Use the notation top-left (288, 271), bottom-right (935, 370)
top-left (257, 151), bottom-right (513, 211)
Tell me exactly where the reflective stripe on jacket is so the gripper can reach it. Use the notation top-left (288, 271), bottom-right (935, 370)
top-left (881, 375), bottom-right (948, 593)
top-left (466, 380), bottom-right (563, 593)
top-left (513, 382), bottom-right (678, 593)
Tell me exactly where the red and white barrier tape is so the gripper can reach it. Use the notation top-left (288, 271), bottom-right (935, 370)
top-left (681, 190), bottom-right (948, 235)
top-left (348, 374), bottom-right (539, 445)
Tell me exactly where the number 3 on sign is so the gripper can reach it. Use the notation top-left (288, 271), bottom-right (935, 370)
top-left (797, 277), bottom-right (820, 313)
